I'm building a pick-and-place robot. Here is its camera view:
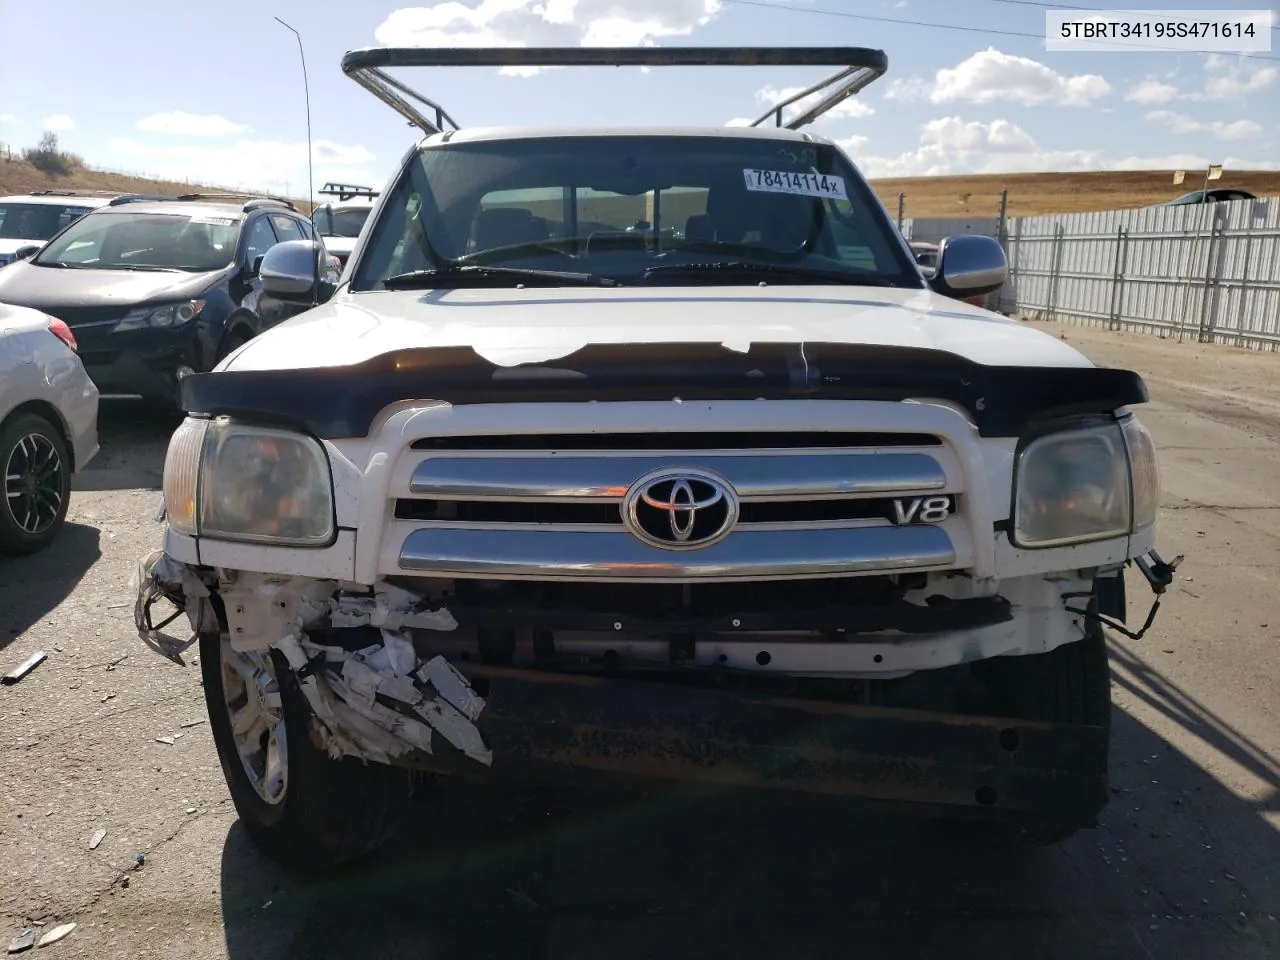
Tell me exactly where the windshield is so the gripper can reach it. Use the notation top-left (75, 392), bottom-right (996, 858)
top-left (0, 202), bottom-right (95, 241)
top-left (352, 135), bottom-right (922, 290)
top-left (313, 206), bottom-right (371, 238)
top-left (35, 210), bottom-right (240, 272)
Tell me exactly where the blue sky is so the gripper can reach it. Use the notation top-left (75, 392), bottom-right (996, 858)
top-left (0, 0), bottom-right (1276, 196)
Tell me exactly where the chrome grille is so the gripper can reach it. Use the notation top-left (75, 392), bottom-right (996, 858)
top-left (392, 433), bottom-right (964, 581)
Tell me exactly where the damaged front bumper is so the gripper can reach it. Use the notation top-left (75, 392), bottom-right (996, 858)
top-left (131, 549), bottom-right (1122, 823)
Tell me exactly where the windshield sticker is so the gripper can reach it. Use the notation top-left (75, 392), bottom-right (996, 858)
top-left (743, 169), bottom-right (847, 201)
top-left (190, 216), bottom-right (236, 226)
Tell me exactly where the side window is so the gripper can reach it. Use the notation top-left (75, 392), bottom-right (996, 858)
top-left (294, 218), bottom-right (314, 240)
top-left (243, 216), bottom-right (279, 264)
top-left (471, 186), bottom-right (564, 252)
top-left (271, 215), bottom-right (304, 242)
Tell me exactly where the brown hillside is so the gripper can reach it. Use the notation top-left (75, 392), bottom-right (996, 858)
top-left (869, 169), bottom-right (1280, 219)
top-left (0, 155), bottom-right (310, 211)
top-left (4, 149), bottom-right (1278, 223)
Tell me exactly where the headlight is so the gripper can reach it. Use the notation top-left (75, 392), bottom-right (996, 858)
top-left (1013, 421), bottom-right (1132, 548)
top-left (1121, 415), bottom-right (1160, 531)
top-left (161, 417), bottom-right (335, 546)
top-left (113, 299), bottom-right (205, 333)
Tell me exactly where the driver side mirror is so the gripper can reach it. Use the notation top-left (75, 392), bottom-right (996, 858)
top-left (13, 245), bottom-right (41, 261)
top-left (259, 240), bottom-right (336, 305)
top-left (929, 235), bottom-right (1007, 299)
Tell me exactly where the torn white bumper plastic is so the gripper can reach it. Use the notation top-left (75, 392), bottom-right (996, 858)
top-left (131, 550), bottom-right (491, 768)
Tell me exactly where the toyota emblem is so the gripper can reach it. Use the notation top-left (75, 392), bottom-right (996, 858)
top-left (622, 469), bottom-right (739, 550)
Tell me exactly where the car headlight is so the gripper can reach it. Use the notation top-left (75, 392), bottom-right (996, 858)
top-left (1013, 420), bottom-right (1134, 548)
top-left (1121, 414), bottom-right (1160, 531)
top-left (113, 299), bottom-right (205, 333)
top-left (162, 417), bottom-right (335, 546)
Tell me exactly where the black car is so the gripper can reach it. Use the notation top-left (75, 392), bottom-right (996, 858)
top-left (1164, 188), bottom-right (1257, 206)
top-left (0, 194), bottom-right (327, 404)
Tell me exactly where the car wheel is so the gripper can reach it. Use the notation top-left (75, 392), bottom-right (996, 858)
top-left (201, 630), bottom-right (415, 871)
top-left (0, 412), bottom-right (72, 556)
top-left (216, 327), bottom-right (253, 363)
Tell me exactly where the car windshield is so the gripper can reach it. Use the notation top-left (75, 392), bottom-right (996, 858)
top-left (314, 206), bottom-right (371, 238)
top-left (352, 135), bottom-right (922, 290)
top-left (34, 210), bottom-right (240, 272)
top-left (0, 202), bottom-right (95, 241)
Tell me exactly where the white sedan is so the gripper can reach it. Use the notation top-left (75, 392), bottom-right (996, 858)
top-left (0, 303), bottom-right (99, 554)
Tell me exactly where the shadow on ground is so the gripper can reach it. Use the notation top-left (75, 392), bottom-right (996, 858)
top-left (74, 398), bottom-right (182, 493)
top-left (218, 707), bottom-right (1280, 960)
top-left (0, 521), bottom-right (101, 654)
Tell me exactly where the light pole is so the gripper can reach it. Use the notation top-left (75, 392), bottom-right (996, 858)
top-left (273, 16), bottom-right (314, 213)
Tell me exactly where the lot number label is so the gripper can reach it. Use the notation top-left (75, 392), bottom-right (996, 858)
top-left (743, 169), bottom-right (848, 201)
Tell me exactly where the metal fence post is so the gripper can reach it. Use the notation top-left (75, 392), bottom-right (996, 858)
top-left (1235, 202), bottom-right (1257, 348)
top-left (1197, 208), bottom-right (1223, 343)
top-left (896, 193), bottom-right (905, 231)
top-left (1107, 226), bottom-right (1128, 331)
top-left (1046, 223), bottom-right (1065, 323)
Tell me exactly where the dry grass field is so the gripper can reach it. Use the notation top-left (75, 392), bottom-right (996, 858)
top-left (870, 169), bottom-right (1280, 219)
top-left (4, 152), bottom-right (1278, 222)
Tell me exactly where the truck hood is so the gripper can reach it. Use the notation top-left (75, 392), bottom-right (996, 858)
top-left (224, 286), bottom-right (1092, 371)
top-left (0, 260), bottom-right (219, 316)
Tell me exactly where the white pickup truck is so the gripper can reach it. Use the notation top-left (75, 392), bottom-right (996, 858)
top-left (133, 47), bottom-right (1176, 872)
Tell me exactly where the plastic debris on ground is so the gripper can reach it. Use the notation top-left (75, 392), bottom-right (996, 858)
top-left (2, 651), bottom-right (47, 685)
top-left (6, 928), bottom-right (35, 954)
top-left (88, 829), bottom-right (106, 850)
top-left (35, 923), bottom-right (75, 948)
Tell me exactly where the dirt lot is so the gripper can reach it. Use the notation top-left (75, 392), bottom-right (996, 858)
top-left (1, 322), bottom-right (1278, 960)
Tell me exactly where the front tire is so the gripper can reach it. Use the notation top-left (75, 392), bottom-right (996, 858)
top-left (974, 621), bottom-right (1112, 846)
top-left (0, 412), bottom-right (72, 556)
top-left (201, 631), bottom-right (414, 871)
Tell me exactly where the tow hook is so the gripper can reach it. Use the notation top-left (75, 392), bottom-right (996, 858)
top-left (1136, 549), bottom-right (1183, 595)
top-left (1065, 548), bottom-right (1185, 642)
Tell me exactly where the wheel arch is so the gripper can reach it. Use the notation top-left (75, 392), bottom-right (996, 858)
top-left (2, 399), bottom-right (77, 471)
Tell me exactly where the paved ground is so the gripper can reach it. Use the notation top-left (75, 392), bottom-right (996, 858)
top-left (1, 320), bottom-right (1277, 960)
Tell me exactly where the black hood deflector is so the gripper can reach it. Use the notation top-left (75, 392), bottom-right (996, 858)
top-left (180, 341), bottom-right (1148, 439)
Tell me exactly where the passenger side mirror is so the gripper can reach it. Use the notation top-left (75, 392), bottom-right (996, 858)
top-left (249, 254), bottom-right (265, 277)
top-left (929, 235), bottom-right (1007, 299)
top-left (259, 239), bottom-right (335, 305)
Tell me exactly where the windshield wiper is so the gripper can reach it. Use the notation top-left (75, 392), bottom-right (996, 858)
top-left (383, 263), bottom-right (619, 289)
top-left (109, 264), bottom-right (183, 273)
top-left (643, 261), bottom-right (896, 287)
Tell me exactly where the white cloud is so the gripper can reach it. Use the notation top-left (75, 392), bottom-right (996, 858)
top-left (1145, 110), bottom-right (1262, 141)
top-left (1124, 80), bottom-right (1179, 104)
top-left (1121, 55), bottom-right (1277, 105)
top-left (851, 116), bottom-right (1102, 178)
top-left (108, 137), bottom-right (377, 195)
top-left (930, 48), bottom-right (1111, 107)
top-left (135, 111), bottom-right (251, 137)
top-left (883, 75), bottom-right (932, 102)
top-left (41, 114), bottom-right (75, 133)
top-left (753, 84), bottom-right (874, 126)
top-left (0, 114), bottom-right (21, 125)
top-left (375, 0), bottom-right (722, 74)
top-left (1201, 54), bottom-right (1278, 100)
top-left (1109, 152), bottom-right (1214, 171)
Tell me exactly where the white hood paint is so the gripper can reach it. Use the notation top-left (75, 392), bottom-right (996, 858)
top-left (223, 286), bottom-right (1093, 372)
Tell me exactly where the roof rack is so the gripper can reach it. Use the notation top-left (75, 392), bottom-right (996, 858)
top-left (106, 193), bottom-right (182, 206)
top-left (317, 182), bottom-right (379, 202)
top-left (175, 192), bottom-right (298, 212)
top-left (30, 189), bottom-right (126, 198)
top-left (340, 46), bottom-right (888, 136)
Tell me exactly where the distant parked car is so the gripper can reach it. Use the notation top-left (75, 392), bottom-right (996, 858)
top-left (0, 193), bottom-right (330, 406)
top-left (1164, 188), bottom-right (1256, 206)
top-left (0, 190), bottom-right (121, 267)
top-left (0, 303), bottom-right (99, 554)
top-left (310, 182), bottom-right (379, 268)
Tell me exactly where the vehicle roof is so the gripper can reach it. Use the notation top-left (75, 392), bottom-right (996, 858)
top-left (0, 194), bottom-right (114, 207)
top-left (420, 125), bottom-right (836, 148)
top-left (89, 201), bottom-right (252, 218)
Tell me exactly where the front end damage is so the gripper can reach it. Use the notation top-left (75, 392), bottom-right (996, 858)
top-left (130, 550), bottom-right (1163, 825)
